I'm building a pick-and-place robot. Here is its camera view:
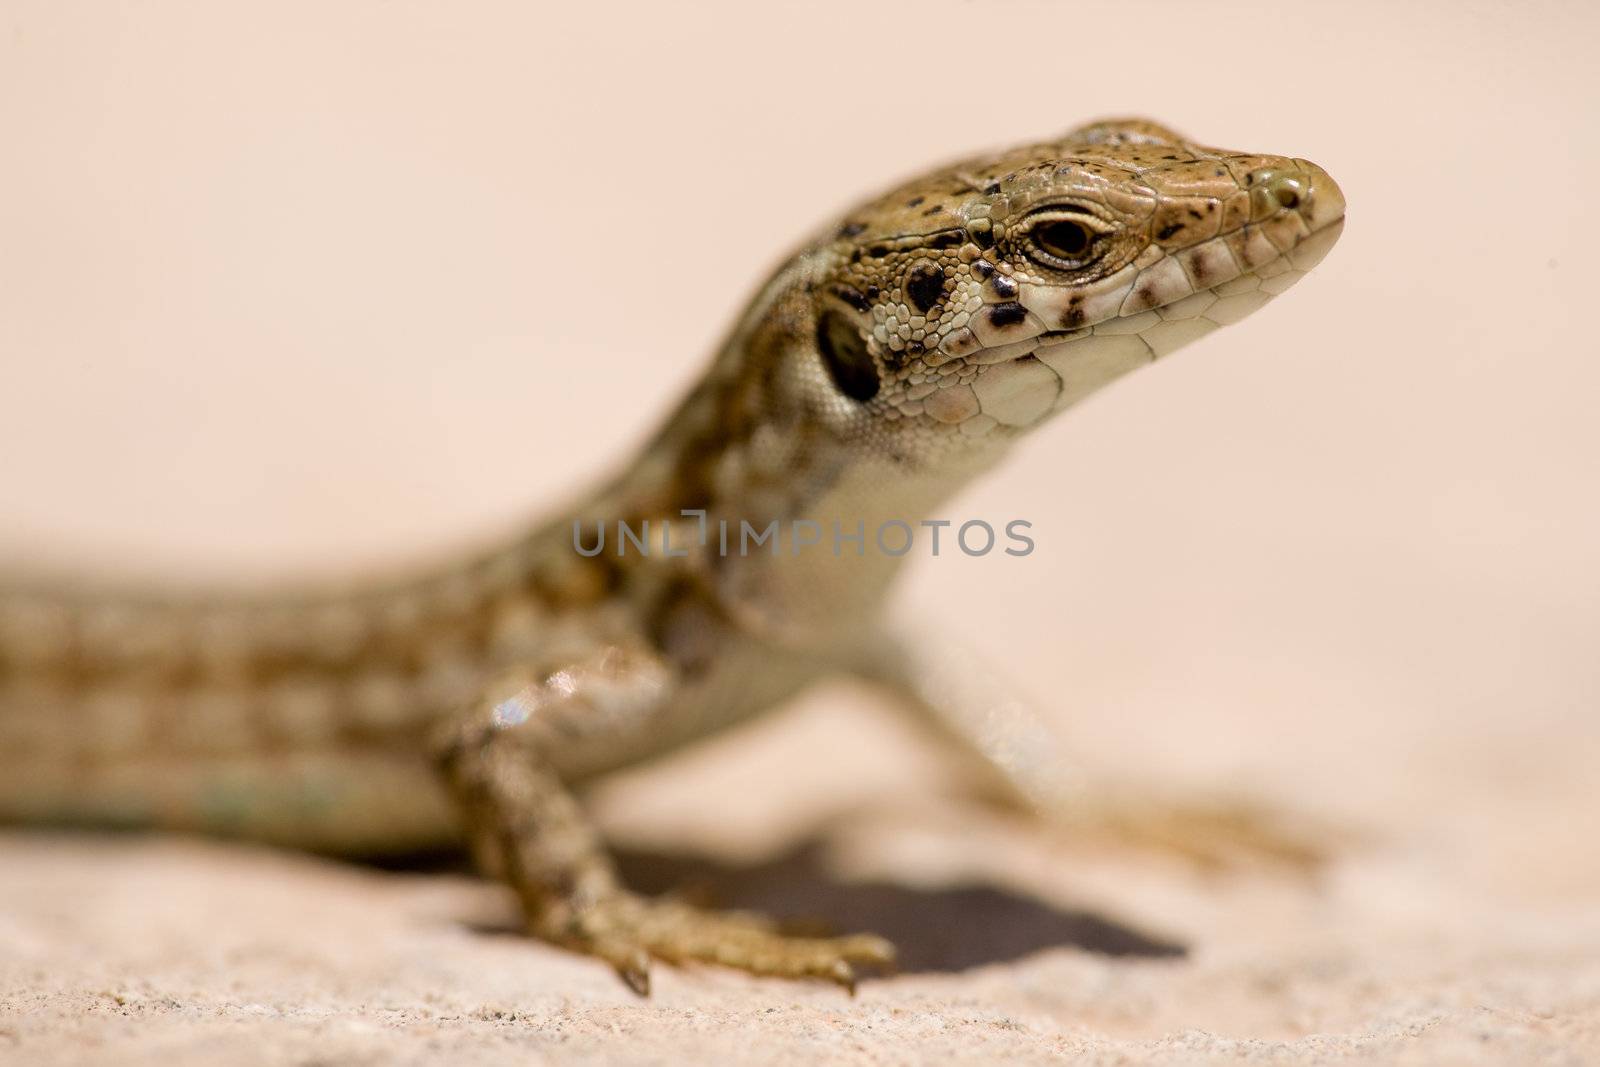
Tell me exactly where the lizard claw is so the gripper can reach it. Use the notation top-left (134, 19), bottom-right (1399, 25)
top-left (616, 950), bottom-right (652, 997)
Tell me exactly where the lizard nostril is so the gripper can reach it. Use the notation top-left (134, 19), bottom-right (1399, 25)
top-left (1249, 169), bottom-right (1309, 217)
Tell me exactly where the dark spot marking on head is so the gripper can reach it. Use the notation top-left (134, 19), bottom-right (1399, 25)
top-left (865, 285), bottom-right (880, 299)
top-left (904, 263), bottom-right (945, 315)
top-left (868, 244), bottom-right (892, 259)
top-left (1156, 222), bottom-right (1183, 241)
top-left (983, 180), bottom-right (1001, 195)
top-left (927, 230), bottom-right (964, 250)
top-left (1188, 208), bottom-right (1205, 220)
top-left (991, 274), bottom-right (1018, 299)
top-left (1062, 305), bottom-right (1086, 328)
top-left (973, 260), bottom-right (996, 279)
top-left (816, 310), bottom-right (879, 403)
top-left (904, 339), bottom-right (924, 356)
top-left (1214, 168), bottom-right (1226, 177)
top-left (987, 302), bottom-right (1028, 329)
top-left (1189, 253), bottom-right (1211, 285)
top-left (906, 196), bottom-right (924, 208)
top-left (832, 285), bottom-right (871, 314)
top-left (924, 204), bottom-right (944, 216)
top-left (837, 221), bottom-right (867, 239)
top-left (969, 224), bottom-right (994, 249)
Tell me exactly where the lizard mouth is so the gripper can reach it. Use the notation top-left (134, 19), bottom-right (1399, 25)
top-left (936, 214), bottom-right (1346, 368)
top-left (1036, 213), bottom-right (1345, 361)
top-left (919, 208), bottom-right (1344, 433)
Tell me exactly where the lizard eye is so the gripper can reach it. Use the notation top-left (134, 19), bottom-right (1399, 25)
top-left (1035, 219), bottom-right (1091, 258)
top-left (1021, 207), bottom-right (1111, 271)
top-left (816, 310), bottom-right (879, 402)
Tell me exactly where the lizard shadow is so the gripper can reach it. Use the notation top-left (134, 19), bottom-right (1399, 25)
top-left (441, 839), bottom-right (1185, 974)
top-left (611, 843), bottom-right (1186, 973)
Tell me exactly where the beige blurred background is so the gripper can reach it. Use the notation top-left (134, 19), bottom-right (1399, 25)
top-left (2, 1), bottom-right (1598, 1063)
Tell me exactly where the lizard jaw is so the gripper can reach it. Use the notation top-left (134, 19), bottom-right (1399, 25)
top-left (918, 171), bottom-right (1345, 434)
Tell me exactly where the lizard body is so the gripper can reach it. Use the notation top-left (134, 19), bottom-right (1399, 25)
top-left (0, 119), bottom-right (1345, 992)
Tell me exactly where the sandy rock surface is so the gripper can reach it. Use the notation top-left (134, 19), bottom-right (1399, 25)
top-left (3, 695), bottom-right (1598, 1067)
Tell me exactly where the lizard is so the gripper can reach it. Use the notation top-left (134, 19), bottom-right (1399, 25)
top-left (0, 118), bottom-right (1345, 995)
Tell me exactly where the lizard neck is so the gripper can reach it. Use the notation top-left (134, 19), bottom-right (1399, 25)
top-left (587, 253), bottom-right (1006, 643)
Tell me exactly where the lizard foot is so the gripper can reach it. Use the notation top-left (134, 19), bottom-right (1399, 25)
top-left (542, 891), bottom-right (896, 995)
top-left (1051, 791), bottom-right (1342, 872)
top-left (439, 673), bottom-right (894, 995)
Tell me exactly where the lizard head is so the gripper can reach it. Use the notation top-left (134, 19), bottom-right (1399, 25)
top-left (798, 118), bottom-right (1345, 461)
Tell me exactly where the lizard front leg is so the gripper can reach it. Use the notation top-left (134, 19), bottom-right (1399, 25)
top-left (434, 646), bottom-right (893, 994)
top-left (853, 626), bottom-right (1332, 870)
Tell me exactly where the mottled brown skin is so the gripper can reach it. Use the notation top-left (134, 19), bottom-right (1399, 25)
top-left (0, 119), bottom-right (1346, 994)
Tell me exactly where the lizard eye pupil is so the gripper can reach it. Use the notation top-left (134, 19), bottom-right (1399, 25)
top-left (816, 310), bottom-right (879, 403)
top-left (1035, 219), bottom-right (1091, 259)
